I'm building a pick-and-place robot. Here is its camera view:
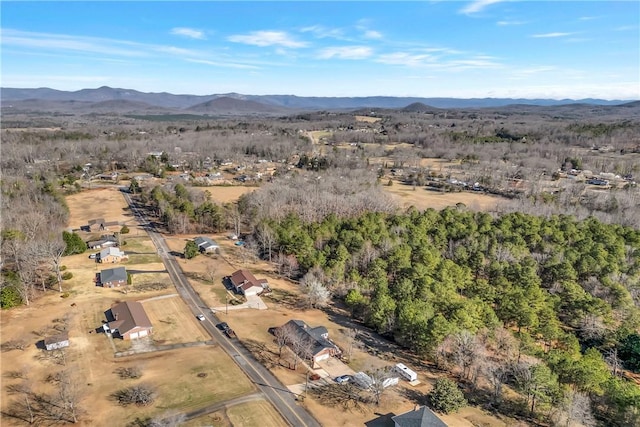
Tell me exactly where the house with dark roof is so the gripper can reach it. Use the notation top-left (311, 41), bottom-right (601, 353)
top-left (103, 301), bottom-right (152, 340)
top-left (194, 236), bottom-right (219, 253)
top-left (392, 406), bottom-right (448, 427)
top-left (87, 235), bottom-right (118, 249)
top-left (229, 269), bottom-right (268, 296)
top-left (279, 319), bottom-right (341, 363)
top-left (44, 331), bottom-right (70, 351)
top-left (96, 266), bottom-right (128, 288)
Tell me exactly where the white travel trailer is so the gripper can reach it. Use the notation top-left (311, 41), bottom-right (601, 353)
top-left (395, 363), bottom-right (418, 382)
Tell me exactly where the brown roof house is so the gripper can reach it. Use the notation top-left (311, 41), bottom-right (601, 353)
top-left (103, 301), bottom-right (152, 340)
top-left (96, 266), bottom-right (128, 288)
top-left (44, 331), bottom-right (70, 351)
top-left (229, 269), bottom-right (269, 296)
top-left (392, 406), bottom-right (448, 427)
top-left (278, 319), bottom-right (341, 364)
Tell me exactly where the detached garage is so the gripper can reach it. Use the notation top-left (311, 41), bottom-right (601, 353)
top-left (104, 301), bottom-right (153, 340)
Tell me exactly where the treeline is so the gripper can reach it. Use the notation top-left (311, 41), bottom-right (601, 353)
top-left (139, 183), bottom-right (233, 235)
top-left (1, 176), bottom-right (71, 307)
top-left (248, 208), bottom-right (640, 424)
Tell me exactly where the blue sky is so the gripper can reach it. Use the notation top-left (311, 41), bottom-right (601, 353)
top-left (1, 1), bottom-right (638, 99)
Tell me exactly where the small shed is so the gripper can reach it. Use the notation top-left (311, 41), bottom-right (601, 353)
top-left (44, 332), bottom-right (70, 351)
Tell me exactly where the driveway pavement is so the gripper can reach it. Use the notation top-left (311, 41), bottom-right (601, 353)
top-left (211, 294), bottom-right (268, 311)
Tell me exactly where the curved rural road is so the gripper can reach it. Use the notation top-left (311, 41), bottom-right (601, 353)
top-left (121, 190), bottom-right (321, 427)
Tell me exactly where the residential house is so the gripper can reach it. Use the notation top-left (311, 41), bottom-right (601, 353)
top-left (87, 235), bottom-right (118, 249)
top-left (98, 247), bottom-right (127, 263)
top-left (229, 269), bottom-right (268, 296)
top-left (278, 319), bottom-right (341, 363)
top-left (392, 406), bottom-right (448, 427)
top-left (44, 332), bottom-right (70, 351)
top-left (97, 266), bottom-right (128, 288)
top-left (103, 301), bottom-right (152, 340)
top-left (86, 219), bottom-right (120, 232)
top-left (194, 236), bottom-right (219, 253)
top-left (87, 218), bottom-right (106, 232)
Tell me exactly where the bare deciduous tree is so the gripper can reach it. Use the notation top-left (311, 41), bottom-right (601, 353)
top-left (300, 269), bottom-right (331, 309)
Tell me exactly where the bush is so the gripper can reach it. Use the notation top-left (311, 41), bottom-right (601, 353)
top-left (114, 366), bottom-right (142, 379)
top-left (120, 225), bottom-right (130, 234)
top-left (0, 286), bottom-right (22, 309)
top-left (61, 292), bottom-right (70, 298)
top-left (184, 240), bottom-right (199, 259)
top-left (112, 385), bottom-right (156, 406)
top-left (62, 231), bottom-right (86, 255)
top-left (61, 271), bottom-right (73, 280)
top-left (429, 378), bottom-right (467, 414)
top-left (60, 265), bottom-right (68, 271)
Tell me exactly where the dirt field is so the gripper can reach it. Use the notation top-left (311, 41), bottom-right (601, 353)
top-left (383, 183), bottom-right (502, 211)
top-left (355, 115), bottom-right (382, 123)
top-left (204, 185), bottom-right (257, 204)
top-left (142, 295), bottom-right (210, 344)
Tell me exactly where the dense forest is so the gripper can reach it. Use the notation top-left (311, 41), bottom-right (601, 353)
top-left (243, 208), bottom-right (640, 424)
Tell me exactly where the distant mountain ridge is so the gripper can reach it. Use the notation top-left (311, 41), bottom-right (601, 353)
top-left (1, 86), bottom-right (634, 111)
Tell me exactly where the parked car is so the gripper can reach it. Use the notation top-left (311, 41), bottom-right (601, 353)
top-left (335, 375), bottom-right (352, 384)
top-left (217, 322), bottom-right (230, 331)
top-left (196, 314), bottom-right (205, 321)
top-left (88, 253), bottom-right (97, 259)
top-left (224, 328), bottom-right (236, 338)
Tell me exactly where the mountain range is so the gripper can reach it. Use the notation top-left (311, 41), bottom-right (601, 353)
top-left (1, 86), bottom-right (637, 115)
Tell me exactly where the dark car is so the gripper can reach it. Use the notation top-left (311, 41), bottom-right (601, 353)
top-left (217, 322), bottom-right (230, 331)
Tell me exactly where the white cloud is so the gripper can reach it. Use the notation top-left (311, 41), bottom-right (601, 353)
top-left (497, 20), bottom-right (526, 26)
top-left (300, 25), bottom-right (345, 39)
top-left (460, 0), bottom-right (507, 15)
top-left (170, 27), bottom-right (206, 40)
top-left (227, 31), bottom-right (308, 48)
top-left (186, 59), bottom-right (259, 70)
top-left (532, 32), bottom-right (574, 38)
top-left (376, 50), bottom-right (501, 71)
top-left (363, 30), bottom-right (383, 39)
top-left (376, 52), bottom-right (435, 67)
top-left (317, 46), bottom-right (373, 60)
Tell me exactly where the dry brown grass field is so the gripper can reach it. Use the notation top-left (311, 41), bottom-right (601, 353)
top-left (383, 183), bottom-right (502, 211)
top-left (141, 295), bottom-right (210, 344)
top-left (183, 399), bottom-right (286, 427)
top-left (204, 185), bottom-right (257, 205)
top-left (354, 115), bottom-right (382, 123)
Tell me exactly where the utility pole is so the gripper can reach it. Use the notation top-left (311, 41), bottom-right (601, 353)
top-left (226, 294), bottom-right (228, 315)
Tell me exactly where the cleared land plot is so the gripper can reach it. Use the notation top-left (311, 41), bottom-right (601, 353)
top-left (383, 183), bottom-right (501, 211)
top-left (205, 185), bottom-right (257, 204)
top-left (355, 115), bottom-right (382, 123)
top-left (65, 187), bottom-right (133, 230)
top-left (142, 295), bottom-right (209, 344)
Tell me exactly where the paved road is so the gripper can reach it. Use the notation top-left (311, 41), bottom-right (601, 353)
top-left (121, 190), bottom-right (321, 427)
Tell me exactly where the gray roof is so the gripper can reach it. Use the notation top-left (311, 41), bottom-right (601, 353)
top-left (284, 319), bottom-right (335, 357)
top-left (44, 331), bottom-right (69, 345)
top-left (99, 266), bottom-right (127, 284)
top-left (392, 406), bottom-right (448, 427)
top-left (194, 236), bottom-right (218, 249)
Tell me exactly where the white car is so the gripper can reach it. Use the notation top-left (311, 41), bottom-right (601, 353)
top-left (196, 314), bottom-right (205, 321)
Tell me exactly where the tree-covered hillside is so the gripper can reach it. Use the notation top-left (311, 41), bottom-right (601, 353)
top-left (248, 207), bottom-right (640, 424)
